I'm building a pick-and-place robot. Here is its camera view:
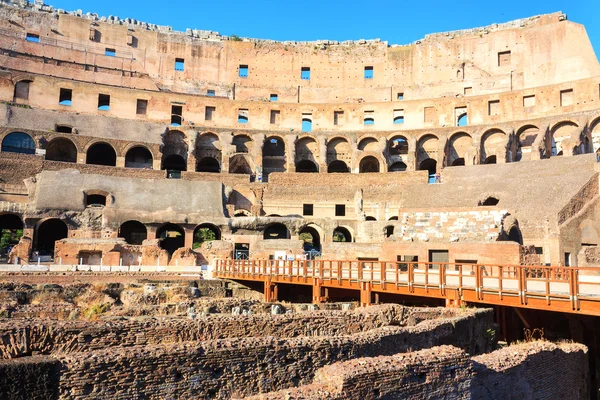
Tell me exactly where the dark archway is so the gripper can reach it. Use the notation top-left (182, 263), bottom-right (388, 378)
top-left (359, 156), bottom-right (380, 173)
top-left (156, 223), bottom-right (185, 255)
top-left (389, 162), bottom-right (407, 172)
top-left (86, 142), bottom-right (117, 166)
top-left (35, 219), bottom-right (68, 257)
top-left (452, 158), bottom-right (465, 166)
top-left (388, 136), bottom-right (409, 155)
top-left (333, 227), bottom-right (352, 242)
top-left (0, 213), bottom-right (24, 257)
top-left (296, 160), bottom-right (318, 173)
top-left (193, 223), bottom-right (221, 249)
top-left (45, 138), bottom-right (77, 163)
top-left (419, 158), bottom-right (437, 175)
top-left (299, 225), bottom-right (321, 252)
top-left (162, 154), bottom-right (187, 171)
top-left (385, 226), bottom-right (394, 237)
top-left (508, 226), bottom-right (523, 245)
top-left (125, 147), bottom-right (153, 169)
top-left (388, 216), bottom-right (399, 221)
top-left (119, 221), bottom-right (147, 245)
top-left (484, 155), bottom-right (497, 164)
top-left (365, 216), bottom-right (377, 221)
top-left (480, 197), bottom-right (499, 206)
top-left (196, 157), bottom-right (220, 173)
top-left (263, 137), bottom-right (286, 180)
top-left (328, 160), bottom-right (349, 173)
top-left (264, 223), bottom-right (290, 239)
top-left (1, 132), bottom-right (36, 154)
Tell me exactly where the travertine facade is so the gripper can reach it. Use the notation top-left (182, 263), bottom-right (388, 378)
top-left (0, 0), bottom-right (599, 270)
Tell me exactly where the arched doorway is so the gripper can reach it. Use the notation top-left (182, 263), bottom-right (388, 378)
top-left (119, 221), bottom-right (147, 245)
top-left (328, 160), bottom-right (349, 173)
top-left (384, 225), bottom-right (394, 237)
top-left (156, 223), bottom-right (185, 255)
top-left (447, 132), bottom-right (472, 167)
top-left (229, 154), bottom-right (253, 174)
top-left (262, 136), bottom-right (286, 179)
top-left (86, 142), bottom-right (117, 166)
top-left (389, 162), bottom-right (407, 172)
top-left (419, 158), bottom-right (437, 174)
top-left (484, 155), bottom-right (497, 164)
top-left (196, 157), bottom-right (220, 173)
top-left (193, 223), bottom-right (221, 249)
top-left (507, 226), bottom-right (523, 245)
top-left (296, 159), bottom-right (318, 173)
top-left (333, 227), bottom-right (352, 242)
top-left (359, 156), bottom-right (380, 173)
top-left (232, 135), bottom-right (253, 153)
top-left (480, 129), bottom-right (505, 163)
top-left (299, 225), bottom-right (321, 253)
top-left (388, 136), bottom-right (408, 155)
top-left (264, 223), bottom-right (290, 239)
top-left (0, 213), bottom-right (24, 259)
top-left (35, 219), bottom-right (68, 258)
top-left (162, 154), bottom-right (187, 171)
top-left (125, 147), bottom-right (153, 169)
top-left (1, 132), bottom-right (36, 154)
top-left (45, 138), bottom-right (77, 162)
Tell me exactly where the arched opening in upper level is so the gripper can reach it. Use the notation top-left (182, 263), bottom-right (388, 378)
top-left (457, 113), bottom-right (468, 127)
top-left (299, 225), bottom-right (321, 252)
top-left (125, 146), bottom-right (153, 169)
top-left (359, 156), bottom-right (380, 173)
top-left (162, 154), bottom-right (187, 171)
top-left (232, 135), bottom-right (252, 153)
top-left (326, 137), bottom-right (351, 167)
top-left (358, 137), bottom-right (379, 152)
top-left (34, 218), bottom-right (68, 257)
top-left (296, 159), bottom-right (319, 173)
top-left (229, 154), bottom-right (253, 174)
top-left (295, 136), bottom-right (318, 169)
top-left (156, 223), bottom-right (185, 255)
top-left (263, 136), bottom-right (286, 179)
top-left (333, 227), bottom-right (352, 243)
top-left (196, 157), bottom-right (221, 173)
top-left (193, 223), bottom-right (221, 249)
top-left (45, 137), bottom-right (77, 163)
top-left (119, 220), bottom-right (147, 245)
top-left (328, 160), bottom-right (349, 173)
top-left (389, 162), bottom-right (407, 172)
top-left (264, 223), bottom-right (290, 240)
top-left (86, 142), bottom-right (116, 166)
top-left (0, 213), bottom-right (23, 258)
top-left (447, 132), bottom-right (472, 167)
top-left (550, 121), bottom-right (578, 157)
top-left (388, 135), bottom-right (409, 155)
top-left (1, 132), bottom-right (36, 154)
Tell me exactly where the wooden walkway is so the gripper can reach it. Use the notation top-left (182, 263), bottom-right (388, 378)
top-left (215, 259), bottom-right (600, 316)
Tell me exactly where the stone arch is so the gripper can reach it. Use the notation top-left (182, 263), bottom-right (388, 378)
top-left (326, 136), bottom-right (351, 165)
top-left (193, 223), bottom-right (221, 248)
top-left (295, 136), bottom-right (319, 167)
top-left (232, 134), bottom-right (253, 153)
top-left (358, 136), bottom-right (379, 152)
top-left (384, 225), bottom-right (394, 238)
top-left (45, 137), bottom-right (77, 163)
top-left (263, 136), bottom-right (286, 178)
top-left (589, 117), bottom-right (600, 152)
top-left (229, 154), bottom-right (253, 174)
top-left (389, 161), bottom-right (407, 172)
top-left (34, 218), bottom-right (68, 257)
top-left (480, 129), bottom-right (506, 163)
top-left (125, 146), bottom-right (153, 169)
top-left (550, 121), bottom-right (579, 157)
top-left (299, 224), bottom-right (323, 252)
top-left (419, 158), bottom-right (437, 175)
top-left (0, 213), bottom-right (24, 258)
top-left (328, 160), bottom-right (349, 173)
top-left (161, 130), bottom-right (188, 170)
top-left (156, 223), bottom-right (185, 255)
top-left (447, 132), bottom-right (473, 167)
top-left (515, 125), bottom-right (540, 161)
top-left (333, 226), bottom-right (353, 242)
top-left (416, 134), bottom-right (439, 170)
top-left (1, 132), bottom-right (36, 154)
top-left (86, 142), bottom-right (117, 166)
top-left (197, 157), bottom-right (221, 173)
top-left (387, 135), bottom-right (409, 155)
top-left (359, 155), bottom-right (380, 173)
top-left (264, 223), bottom-right (290, 239)
top-left (119, 221), bottom-right (147, 245)
top-left (196, 132), bottom-right (222, 170)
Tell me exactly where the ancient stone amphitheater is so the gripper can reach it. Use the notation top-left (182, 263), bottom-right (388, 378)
top-left (0, 1), bottom-right (599, 398)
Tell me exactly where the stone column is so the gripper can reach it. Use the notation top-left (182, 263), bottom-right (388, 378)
top-left (115, 156), bottom-right (125, 168)
top-left (319, 136), bottom-right (327, 172)
top-left (184, 226), bottom-right (195, 249)
top-left (286, 134), bottom-right (296, 173)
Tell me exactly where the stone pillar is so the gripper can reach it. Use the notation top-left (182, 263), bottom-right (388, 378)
top-left (184, 226), bottom-right (195, 248)
top-left (77, 151), bottom-right (86, 164)
top-left (221, 132), bottom-right (233, 173)
top-left (437, 136), bottom-right (447, 172)
top-left (286, 134), bottom-right (296, 173)
top-left (152, 158), bottom-right (161, 170)
top-left (254, 134), bottom-right (264, 176)
top-left (318, 136), bottom-right (327, 172)
top-left (147, 226), bottom-right (158, 241)
top-left (378, 136), bottom-right (388, 172)
top-left (115, 156), bottom-right (125, 168)
top-left (350, 137), bottom-right (359, 174)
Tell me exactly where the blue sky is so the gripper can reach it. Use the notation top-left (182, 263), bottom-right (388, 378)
top-left (49, 0), bottom-right (600, 58)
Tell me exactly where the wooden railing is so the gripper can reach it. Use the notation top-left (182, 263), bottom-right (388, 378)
top-left (215, 259), bottom-right (600, 315)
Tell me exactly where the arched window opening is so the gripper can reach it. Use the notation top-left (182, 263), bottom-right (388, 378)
top-left (365, 216), bottom-right (377, 221)
top-left (389, 162), bottom-right (407, 172)
top-left (156, 223), bottom-right (185, 255)
top-left (296, 160), bottom-right (318, 173)
top-left (264, 223), bottom-right (290, 240)
top-left (388, 216), bottom-right (399, 221)
top-left (0, 214), bottom-right (24, 259)
top-left (45, 138), bottom-right (77, 163)
top-left (302, 119), bottom-right (312, 132)
top-left (299, 226), bottom-right (321, 252)
top-left (193, 223), bottom-right (221, 249)
top-left (333, 227), bottom-right (352, 243)
top-left (359, 156), bottom-right (380, 173)
top-left (457, 113), bottom-right (468, 127)
top-left (1, 132), bottom-right (36, 154)
top-left (162, 154), bottom-right (187, 172)
top-left (388, 137), bottom-right (408, 155)
top-left (233, 209), bottom-right (251, 217)
top-left (479, 197), bottom-right (499, 206)
top-left (419, 158), bottom-right (437, 175)
top-left (196, 157), bottom-right (220, 173)
top-left (508, 226), bottom-right (523, 245)
top-left (229, 154), bottom-right (253, 174)
top-left (35, 219), bottom-right (68, 258)
top-left (86, 142), bottom-right (116, 166)
top-left (328, 160), bottom-right (349, 173)
top-left (85, 194), bottom-right (106, 208)
top-left (119, 221), bottom-right (147, 245)
top-left (264, 137), bottom-right (285, 157)
top-left (358, 137), bottom-right (379, 152)
top-left (484, 155), bottom-right (497, 164)
top-left (237, 115), bottom-right (248, 124)
top-left (452, 158), bottom-right (465, 166)
top-left (385, 226), bottom-right (394, 237)
top-left (363, 117), bottom-right (375, 125)
top-left (232, 135), bottom-right (252, 153)
top-left (263, 137), bottom-right (286, 179)
top-left (125, 147), bottom-right (153, 169)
